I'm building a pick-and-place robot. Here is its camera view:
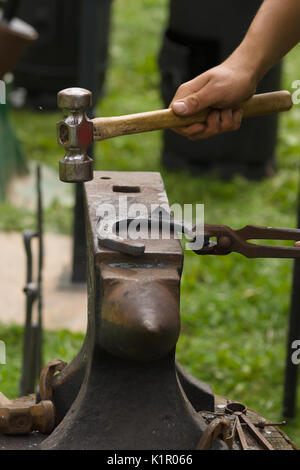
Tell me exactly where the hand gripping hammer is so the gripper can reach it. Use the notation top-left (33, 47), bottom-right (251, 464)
top-left (57, 87), bottom-right (293, 183)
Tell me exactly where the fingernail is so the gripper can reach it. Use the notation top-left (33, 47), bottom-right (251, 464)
top-left (173, 101), bottom-right (188, 115)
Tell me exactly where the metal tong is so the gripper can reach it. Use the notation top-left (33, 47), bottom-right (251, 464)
top-left (97, 203), bottom-right (300, 259)
top-left (225, 402), bottom-right (275, 450)
top-left (195, 225), bottom-right (300, 259)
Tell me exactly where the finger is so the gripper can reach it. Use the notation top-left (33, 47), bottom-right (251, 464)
top-left (220, 109), bottom-right (234, 132)
top-left (232, 109), bottom-right (243, 130)
top-left (190, 108), bottom-right (243, 140)
top-left (187, 111), bottom-right (221, 140)
top-left (200, 110), bottom-right (221, 137)
top-left (295, 241), bottom-right (300, 247)
top-left (171, 122), bottom-right (206, 137)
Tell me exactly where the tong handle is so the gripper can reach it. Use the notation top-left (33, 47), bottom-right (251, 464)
top-left (241, 244), bottom-right (300, 259)
top-left (200, 224), bottom-right (300, 259)
top-left (236, 225), bottom-right (300, 241)
top-left (236, 225), bottom-right (300, 258)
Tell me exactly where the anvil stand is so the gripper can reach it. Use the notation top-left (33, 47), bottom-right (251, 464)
top-left (39, 171), bottom-right (224, 450)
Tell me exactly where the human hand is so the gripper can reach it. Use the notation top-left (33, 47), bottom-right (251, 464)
top-left (170, 62), bottom-right (257, 140)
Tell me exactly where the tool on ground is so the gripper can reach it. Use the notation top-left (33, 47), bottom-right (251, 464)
top-left (56, 87), bottom-right (292, 183)
top-left (225, 401), bottom-right (274, 450)
top-left (19, 166), bottom-right (43, 396)
top-left (0, 392), bottom-right (55, 435)
top-left (253, 419), bottom-right (286, 429)
top-left (39, 359), bottom-right (68, 402)
top-left (196, 416), bottom-right (235, 450)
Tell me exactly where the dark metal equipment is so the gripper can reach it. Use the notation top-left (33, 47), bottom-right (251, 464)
top-left (11, 0), bottom-right (112, 109)
top-left (40, 171), bottom-right (221, 450)
top-left (19, 166), bottom-right (43, 396)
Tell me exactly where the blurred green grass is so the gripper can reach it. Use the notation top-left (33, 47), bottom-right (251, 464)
top-left (1, 0), bottom-right (300, 446)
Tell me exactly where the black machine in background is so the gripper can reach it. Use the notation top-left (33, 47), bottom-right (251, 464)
top-left (159, 0), bottom-right (281, 180)
top-left (9, 0), bottom-right (112, 109)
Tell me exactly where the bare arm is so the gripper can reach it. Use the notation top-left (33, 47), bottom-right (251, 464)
top-left (171, 0), bottom-right (300, 140)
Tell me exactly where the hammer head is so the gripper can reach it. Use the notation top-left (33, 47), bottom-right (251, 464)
top-left (57, 87), bottom-right (94, 183)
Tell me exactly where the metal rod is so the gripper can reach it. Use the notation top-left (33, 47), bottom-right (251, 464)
top-left (283, 175), bottom-right (300, 417)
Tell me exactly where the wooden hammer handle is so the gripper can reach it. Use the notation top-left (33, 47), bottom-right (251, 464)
top-left (92, 91), bottom-right (292, 142)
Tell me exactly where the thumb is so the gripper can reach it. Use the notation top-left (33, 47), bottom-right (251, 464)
top-left (172, 87), bottom-right (215, 116)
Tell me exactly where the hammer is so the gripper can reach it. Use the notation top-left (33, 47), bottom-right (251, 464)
top-left (57, 87), bottom-right (293, 183)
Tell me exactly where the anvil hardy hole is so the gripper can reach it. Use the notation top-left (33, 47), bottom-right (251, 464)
top-left (113, 185), bottom-right (141, 193)
top-left (100, 177), bottom-right (111, 180)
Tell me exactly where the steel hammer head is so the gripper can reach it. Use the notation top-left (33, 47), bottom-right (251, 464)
top-left (57, 87), bottom-right (94, 183)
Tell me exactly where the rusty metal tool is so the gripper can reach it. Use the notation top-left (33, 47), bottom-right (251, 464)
top-left (225, 402), bottom-right (249, 450)
top-left (196, 416), bottom-right (233, 450)
top-left (225, 401), bottom-right (274, 450)
top-left (253, 419), bottom-right (286, 429)
top-left (0, 394), bottom-right (55, 435)
top-left (56, 87), bottom-right (292, 182)
top-left (39, 359), bottom-right (68, 402)
top-left (194, 224), bottom-right (300, 259)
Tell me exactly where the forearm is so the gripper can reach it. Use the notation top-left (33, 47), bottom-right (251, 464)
top-left (227, 0), bottom-right (300, 84)
top-left (170, 0), bottom-right (300, 139)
